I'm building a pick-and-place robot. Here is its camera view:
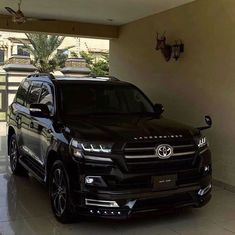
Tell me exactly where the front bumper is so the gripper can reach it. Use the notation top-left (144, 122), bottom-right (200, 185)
top-left (74, 175), bottom-right (212, 219)
top-left (71, 148), bottom-right (212, 219)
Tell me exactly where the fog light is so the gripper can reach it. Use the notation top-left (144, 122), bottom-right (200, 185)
top-left (85, 176), bottom-right (94, 184)
top-left (84, 176), bottom-right (107, 187)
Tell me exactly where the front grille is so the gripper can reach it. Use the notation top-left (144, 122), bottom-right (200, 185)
top-left (124, 140), bottom-right (196, 158)
top-left (123, 139), bottom-right (198, 174)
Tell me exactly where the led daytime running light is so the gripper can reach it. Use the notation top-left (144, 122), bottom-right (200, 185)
top-left (198, 137), bottom-right (207, 148)
top-left (81, 143), bottom-right (112, 153)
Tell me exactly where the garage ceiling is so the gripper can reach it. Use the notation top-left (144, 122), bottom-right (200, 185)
top-left (0, 0), bottom-right (195, 25)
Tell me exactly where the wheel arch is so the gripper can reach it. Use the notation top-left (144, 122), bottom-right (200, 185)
top-left (45, 150), bottom-right (62, 184)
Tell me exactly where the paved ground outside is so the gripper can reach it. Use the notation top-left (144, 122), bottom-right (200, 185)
top-left (0, 123), bottom-right (6, 137)
top-left (1, 135), bottom-right (235, 235)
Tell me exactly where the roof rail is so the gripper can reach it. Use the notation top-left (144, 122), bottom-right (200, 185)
top-left (91, 76), bottom-right (120, 82)
top-left (27, 73), bottom-right (55, 80)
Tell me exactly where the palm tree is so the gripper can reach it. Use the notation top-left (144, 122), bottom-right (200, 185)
top-left (19, 33), bottom-right (72, 73)
top-left (79, 51), bottom-right (109, 76)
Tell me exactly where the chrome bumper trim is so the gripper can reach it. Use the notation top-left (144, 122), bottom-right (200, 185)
top-left (198, 184), bottom-right (212, 196)
top-left (85, 199), bottom-right (119, 207)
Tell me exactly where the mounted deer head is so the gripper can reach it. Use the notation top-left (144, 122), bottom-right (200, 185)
top-left (156, 32), bottom-right (166, 51)
top-left (156, 32), bottom-right (177, 62)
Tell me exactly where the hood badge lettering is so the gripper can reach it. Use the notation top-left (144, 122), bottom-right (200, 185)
top-left (134, 135), bottom-right (183, 140)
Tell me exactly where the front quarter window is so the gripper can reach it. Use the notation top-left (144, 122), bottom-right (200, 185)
top-left (15, 80), bottom-right (30, 105)
top-left (39, 85), bottom-right (54, 114)
top-left (26, 82), bottom-right (42, 107)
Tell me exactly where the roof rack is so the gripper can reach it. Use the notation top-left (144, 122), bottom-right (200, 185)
top-left (27, 73), bottom-right (55, 80)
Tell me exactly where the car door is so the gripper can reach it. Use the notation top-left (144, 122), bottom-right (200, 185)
top-left (12, 80), bottom-right (31, 155)
top-left (21, 81), bottom-right (42, 165)
top-left (35, 83), bottom-right (54, 165)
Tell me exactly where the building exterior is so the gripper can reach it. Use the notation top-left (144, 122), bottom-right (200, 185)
top-left (0, 32), bottom-right (109, 64)
top-left (0, 31), bottom-right (109, 121)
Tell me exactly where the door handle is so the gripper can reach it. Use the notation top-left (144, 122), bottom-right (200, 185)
top-left (16, 115), bottom-right (21, 125)
top-left (29, 122), bottom-right (34, 128)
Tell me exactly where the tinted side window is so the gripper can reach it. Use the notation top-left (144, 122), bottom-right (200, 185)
top-left (39, 85), bottom-right (53, 113)
top-left (16, 80), bottom-right (30, 105)
top-left (26, 82), bottom-right (42, 107)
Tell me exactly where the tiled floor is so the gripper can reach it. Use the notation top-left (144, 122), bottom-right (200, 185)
top-left (1, 134), bottom-right (235, 235)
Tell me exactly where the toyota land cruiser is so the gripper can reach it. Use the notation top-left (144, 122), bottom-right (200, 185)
top-left (7, 74), bottom-right (212, 223)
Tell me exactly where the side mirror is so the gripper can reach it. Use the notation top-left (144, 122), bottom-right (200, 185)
top-left (198, 115), bottom-right (212, 131)
top-left (154, 103), bottom-right (164, 115)
top-left (29, 104), bottom-right (50, 118)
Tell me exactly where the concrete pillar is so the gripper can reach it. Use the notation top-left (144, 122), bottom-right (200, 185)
top-left (61, 58), bottom-right (90, 77)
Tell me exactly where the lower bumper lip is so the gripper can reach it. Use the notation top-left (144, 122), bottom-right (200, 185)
top-left (79, 191), bottom-right (212, 219)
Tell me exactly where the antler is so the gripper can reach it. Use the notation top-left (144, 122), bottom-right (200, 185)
top-left (18, 0), bottom-right (22, 10)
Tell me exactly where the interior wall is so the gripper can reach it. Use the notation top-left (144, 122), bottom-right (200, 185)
top-left (110, 0), bottom-right (235, 186)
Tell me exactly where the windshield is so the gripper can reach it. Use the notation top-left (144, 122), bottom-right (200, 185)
top-left (60, 83), bottom-right (155, 116)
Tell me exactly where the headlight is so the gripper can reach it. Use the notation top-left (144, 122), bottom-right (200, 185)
top-left (197, 136), bottom-right (208, 148)
top-left (70, 139), bottom-right (113, 156)
top-left (81, 143), bottom-right (112, 153)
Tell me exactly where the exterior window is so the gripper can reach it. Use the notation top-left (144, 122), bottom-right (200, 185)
top-left (15, 81), bottom-right (30, 105)
top-left (17, 45), bottom-right (30, 56)
top-left (0, 50), bottom-right (4, 64)
top-left (26, 82), bottom-right (42, 107)
top-left (39, 85), bottom-right (53, 113)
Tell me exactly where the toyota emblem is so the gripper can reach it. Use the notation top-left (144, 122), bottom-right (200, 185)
top-left (156, 144), bottom-right (173, 159)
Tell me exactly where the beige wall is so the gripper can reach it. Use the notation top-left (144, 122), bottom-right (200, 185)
top-left (110, 0), bottom-right (235, 186)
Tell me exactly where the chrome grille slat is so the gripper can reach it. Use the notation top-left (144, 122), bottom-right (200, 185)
top-left (125, 155), bottom-right (158, 159)
top-left (172, 151), bottom-right (196, 156)
top-left (125, 151), bottom-right (196, 159)
top-left (172, 144), bottom-right (194, 148)
top-left (124, 147), bottom-right (154, 151)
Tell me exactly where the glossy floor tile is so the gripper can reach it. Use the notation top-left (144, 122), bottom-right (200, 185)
top-left (1, 135), bottom-right (235, 235)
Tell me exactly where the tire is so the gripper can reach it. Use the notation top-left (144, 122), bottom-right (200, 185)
top-left (9, 134), bottom-right (28, 176)
top-left (49, 160), bottom-right (75, 223)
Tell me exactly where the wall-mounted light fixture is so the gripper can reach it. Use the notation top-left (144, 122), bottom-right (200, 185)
top-left (156, 32), bottom-right (184, 62)
top-left (172, 40), bottom-right (184, 61)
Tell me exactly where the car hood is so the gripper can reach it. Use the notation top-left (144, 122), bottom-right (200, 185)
top-left (64, 115), bottom-right (199, 142)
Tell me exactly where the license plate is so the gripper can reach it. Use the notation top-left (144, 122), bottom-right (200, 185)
top-left (153, 175), bottom-right (177, 190)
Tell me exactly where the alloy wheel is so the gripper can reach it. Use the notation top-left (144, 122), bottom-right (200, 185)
top-left (51, 168), bottom-right (67, 217)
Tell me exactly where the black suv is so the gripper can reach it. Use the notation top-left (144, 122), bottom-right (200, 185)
top-left (7, 74), bottom-right (212, 223)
